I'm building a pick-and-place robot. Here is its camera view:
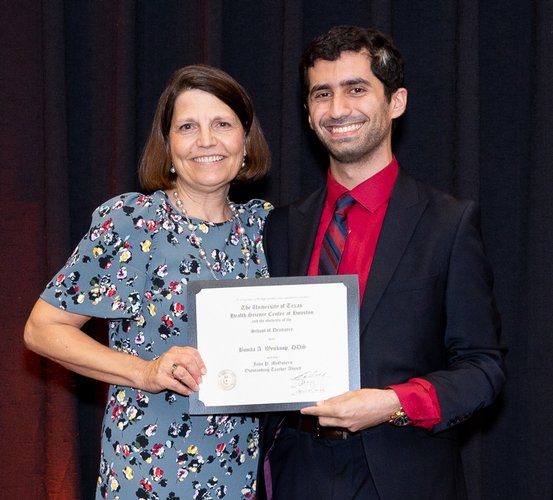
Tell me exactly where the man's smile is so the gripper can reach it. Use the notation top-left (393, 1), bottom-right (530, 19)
top-left (325, 122), bottom-right (364, 135)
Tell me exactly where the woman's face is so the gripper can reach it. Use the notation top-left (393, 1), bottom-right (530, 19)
top-left (169, 89), bottom-right (245, 196)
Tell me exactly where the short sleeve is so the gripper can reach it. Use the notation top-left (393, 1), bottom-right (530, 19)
top-left (41, 192), bottom-right (158, 319)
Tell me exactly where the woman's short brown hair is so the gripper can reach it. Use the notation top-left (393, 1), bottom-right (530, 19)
top-left (139, 64), bottom-right (271, 191)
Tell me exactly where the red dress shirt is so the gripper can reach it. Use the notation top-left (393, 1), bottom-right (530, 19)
top-left (307, 157), bottom-right (441, 429)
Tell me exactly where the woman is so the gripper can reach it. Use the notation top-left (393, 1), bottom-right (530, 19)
top-left (24, 65), bottom-right (272, 499)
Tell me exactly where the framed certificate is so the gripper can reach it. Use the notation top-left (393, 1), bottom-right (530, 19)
top-left (187, 275), bottom-right (360, 414)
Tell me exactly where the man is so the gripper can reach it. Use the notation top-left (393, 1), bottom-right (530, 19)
top-left (258, 26), bottom-right (506, 500)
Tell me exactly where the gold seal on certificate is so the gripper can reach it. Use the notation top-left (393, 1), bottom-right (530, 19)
top-left (217, 369), bottom-right (237, 391)
top-left (187, 275), bottom-right (360, 414)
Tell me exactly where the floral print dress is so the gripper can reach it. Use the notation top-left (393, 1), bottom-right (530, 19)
top-left (41, 190), bottom-right (272, 499)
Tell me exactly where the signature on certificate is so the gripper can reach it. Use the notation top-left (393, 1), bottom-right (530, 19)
top-left (290, 370), bottom-right (327, 394)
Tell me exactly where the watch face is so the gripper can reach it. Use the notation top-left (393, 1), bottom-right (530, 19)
top-left (394, 414), bottom-right (411, 427)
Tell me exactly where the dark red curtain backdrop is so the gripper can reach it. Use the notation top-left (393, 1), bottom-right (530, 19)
top-left (2, 1), bottom-right (552, 499)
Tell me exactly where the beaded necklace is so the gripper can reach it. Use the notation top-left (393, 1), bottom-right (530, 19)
top-left (172, 190), bottom-right (251, 280)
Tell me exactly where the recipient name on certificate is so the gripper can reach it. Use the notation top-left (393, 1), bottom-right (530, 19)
top-left (187, 275), bottom-right (360, 414)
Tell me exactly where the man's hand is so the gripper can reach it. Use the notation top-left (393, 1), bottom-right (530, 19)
top-left (300, 388), bottom-right (401, 432)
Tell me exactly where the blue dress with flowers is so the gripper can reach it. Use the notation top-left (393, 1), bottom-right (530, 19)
top-left (41, 190), bottom-right (272, 499)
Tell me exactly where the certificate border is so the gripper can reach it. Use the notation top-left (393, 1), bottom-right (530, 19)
top-left (187, 275), bottom-right (360, 414)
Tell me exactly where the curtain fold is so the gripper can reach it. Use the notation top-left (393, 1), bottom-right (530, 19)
top-left (1, 1), bottom-right (552, 498)
top-left (526, 2), bottom-right (553, 499)
top-left (43, 4), bottom-right (81, 499)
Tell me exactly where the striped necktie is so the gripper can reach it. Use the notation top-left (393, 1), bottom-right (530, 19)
top-left (318, 193), bottom-right (356, 275)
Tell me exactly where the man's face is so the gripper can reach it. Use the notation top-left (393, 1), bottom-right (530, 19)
top-left (306, 50), bottom-right (405, 166)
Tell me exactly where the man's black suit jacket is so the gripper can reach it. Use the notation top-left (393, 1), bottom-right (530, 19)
top-left (257, 169), bottom-right (506, 499)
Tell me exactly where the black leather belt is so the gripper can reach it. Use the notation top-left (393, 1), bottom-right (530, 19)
top-left (282, 413), bottom-right (359, 440)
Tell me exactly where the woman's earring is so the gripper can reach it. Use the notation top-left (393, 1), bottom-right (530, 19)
top-left (241, 155), bottom-right (246, 169)
top-left (170, 164), bottom-right (176, 174)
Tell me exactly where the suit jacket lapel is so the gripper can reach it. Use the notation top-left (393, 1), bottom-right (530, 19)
top-left (288, 187), bottom-right (326, 275)
top-left (359, 171), bottom-right (428, 333)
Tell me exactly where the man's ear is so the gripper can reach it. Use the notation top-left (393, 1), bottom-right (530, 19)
top-left (305, 103), bottom-right (314, 130)
top-left (390, 88), bottom-right (408, 119)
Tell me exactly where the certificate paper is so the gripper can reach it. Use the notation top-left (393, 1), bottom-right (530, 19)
top-left (187, 275), bottom-right (360, 414)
